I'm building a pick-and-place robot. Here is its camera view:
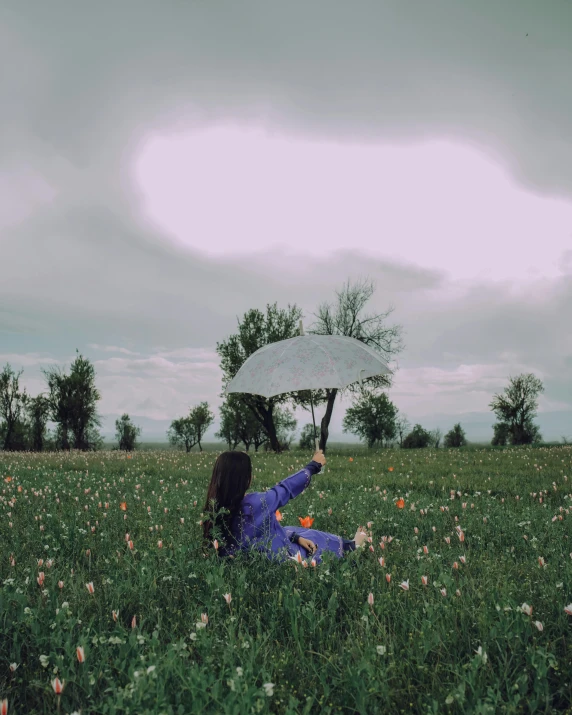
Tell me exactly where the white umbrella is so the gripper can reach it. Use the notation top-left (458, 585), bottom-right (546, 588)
top-left (225, 320), bottom-right (393, 450)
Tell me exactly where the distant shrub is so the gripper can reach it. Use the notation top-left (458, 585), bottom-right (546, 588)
top-left (402, 424), bottom-right (432, 449)
top-left (444, 423), bottom-right (467, 448)
top-left (115, 414), bottom-right (142, 451)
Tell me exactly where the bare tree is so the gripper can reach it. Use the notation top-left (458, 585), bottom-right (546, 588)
top-left (394, 410), bottom-right (411, 448)
top-left (428, 427), bottom-right (443, 449)
top-left (302, 278), bottom-right (405, 452)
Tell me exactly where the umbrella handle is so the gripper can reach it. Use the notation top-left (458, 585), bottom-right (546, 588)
top-left (309, 389), bottom-right (320, 454)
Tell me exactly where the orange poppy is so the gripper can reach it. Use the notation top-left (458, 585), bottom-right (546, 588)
top-left (396, 498), bottom-right (405, 509)
top-left (4, 477), bottom-right (12, 483)
top-left (275, 509), bottom-right (283, 521)
top-left (120, 502), bottom-right (127, 511)
top-left (388, 467), bottom-right (394, 472)
top-left (349, 457), bottom-right (354, 462)
top-left (298, 516), bottom-right (314, 528)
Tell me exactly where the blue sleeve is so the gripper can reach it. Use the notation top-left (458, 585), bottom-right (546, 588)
top-left (261, 463), bottom-right (317, 512)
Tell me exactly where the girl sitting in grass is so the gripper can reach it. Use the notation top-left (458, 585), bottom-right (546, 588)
top-left (202, 450), bottom-right (370, 564)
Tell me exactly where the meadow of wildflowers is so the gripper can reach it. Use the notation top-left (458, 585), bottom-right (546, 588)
top-left (1, 445), bottom-right (571, 714)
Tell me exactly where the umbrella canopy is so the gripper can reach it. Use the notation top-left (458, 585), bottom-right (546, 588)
top-left (225, 333), bottom-right (392, 398)
top-left (225, 323), bottom-right (393, 450)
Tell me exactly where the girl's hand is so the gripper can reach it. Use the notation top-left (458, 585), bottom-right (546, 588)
top-left (298, 537), bottom-right (317, 555)
top-left (354, 526), bottom-right (371, 548)
top-left (312, 449), bottom-right (326, 466)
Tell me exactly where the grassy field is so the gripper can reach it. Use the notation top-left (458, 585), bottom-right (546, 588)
top-left (1, 445), bottom-right (572, 714)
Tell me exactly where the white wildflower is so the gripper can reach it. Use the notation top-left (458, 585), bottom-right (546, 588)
top-left (475, 646), bottom-right (488, 664)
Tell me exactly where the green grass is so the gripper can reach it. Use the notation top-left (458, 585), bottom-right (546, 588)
top-left (1, 445), bottom-right (571, 714)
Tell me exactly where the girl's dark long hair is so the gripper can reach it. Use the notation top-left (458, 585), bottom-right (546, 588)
top-left (202, 451), bottom-right (252, 548)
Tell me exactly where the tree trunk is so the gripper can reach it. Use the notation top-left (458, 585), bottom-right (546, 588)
top-left (3, 420), bottom-right (14, 450)
top-left (61, 425), bottom-right (70, 451)
top-left (246, 399), bottom-right (282, 452)
top-left (32, 426), bottom-right (42, 452)
top-left (319, 389), bottom-right (338, 453)
top-left (262, 409), bottom-right (281, 452)
top-left (76, 424), bottom-right (87, 451)
top-left (3, 400), bottom-right (15, 449)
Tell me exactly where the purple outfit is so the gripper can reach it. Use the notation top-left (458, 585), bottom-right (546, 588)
top-left (221, 461), bottom-right (353, 564)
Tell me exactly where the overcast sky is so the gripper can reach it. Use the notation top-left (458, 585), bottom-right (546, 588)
top-left (1, 0), bottom-right (571, 443)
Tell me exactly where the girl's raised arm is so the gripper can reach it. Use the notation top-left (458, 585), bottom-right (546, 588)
top-left (261, 461), bottom-right (322, 512)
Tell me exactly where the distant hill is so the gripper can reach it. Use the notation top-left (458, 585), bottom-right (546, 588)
top-left (97, 410), bottom-right (572, 445)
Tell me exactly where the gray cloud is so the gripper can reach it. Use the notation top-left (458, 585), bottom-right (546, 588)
top-left (0, 201), bottom-right (446, 348)
top-left (2, 0), bottom-right (572, 199)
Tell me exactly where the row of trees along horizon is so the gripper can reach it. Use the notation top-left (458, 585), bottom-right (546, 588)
top-left (0, 280), bottom-right (557, 453)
